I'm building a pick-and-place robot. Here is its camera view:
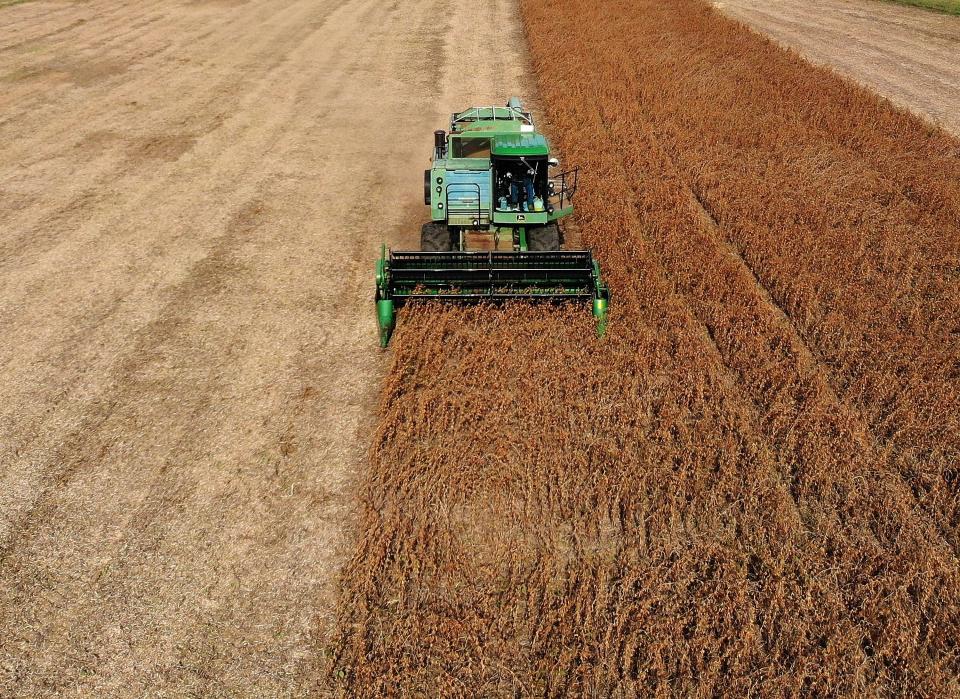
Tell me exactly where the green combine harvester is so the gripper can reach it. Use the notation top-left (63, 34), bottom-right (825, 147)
top-left (375, 97), bottom-right (609, 346)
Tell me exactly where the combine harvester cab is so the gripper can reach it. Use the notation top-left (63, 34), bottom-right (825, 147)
top-left (375, 97), bottom-right (609, 346)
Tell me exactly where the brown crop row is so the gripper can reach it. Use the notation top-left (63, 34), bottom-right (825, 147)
top-left (584, 0), bottom-right (960, 543)
top-left (331, 0), bottom-right (960, 695)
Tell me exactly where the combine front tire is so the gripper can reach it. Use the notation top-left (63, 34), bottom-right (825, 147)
top-left (528, 223), bottom-right (560, 251)
top-left (421, 222), bottom-right (452, 251)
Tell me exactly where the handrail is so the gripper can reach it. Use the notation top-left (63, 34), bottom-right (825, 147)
top-left (548, 166), bottom-right (579, 211)
top-left (451, 106), bottom-right (534, 128)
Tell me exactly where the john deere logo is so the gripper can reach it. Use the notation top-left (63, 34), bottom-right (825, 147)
top-left (517, 214), bottom-right (526, 221)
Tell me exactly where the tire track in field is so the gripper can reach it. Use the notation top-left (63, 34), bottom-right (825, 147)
top-left (584, 102), bottom-right (810, 534)
top-left (0, 0), bottom-right (350, 527)
top-left (520, 1), bottom-right (960, 688)
top-left (0, 0), bottom-right (352, 538)
top-left (603, 55), bottom-right (960, 562)
top-left (615, 50), bottom-right (960, 560)
top-left (685, 186), bottom-right (960, 555)
top-left (633, 108), bottom-right (960, 562)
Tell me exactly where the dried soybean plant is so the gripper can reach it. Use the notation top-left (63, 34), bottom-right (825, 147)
top-left (331, 0), bottom-right (960, 695)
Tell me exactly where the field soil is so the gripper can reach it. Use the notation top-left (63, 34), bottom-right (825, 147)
top-left (0, 0), bottom-right (528, 695)
top-left (714, 0), bottom-right (960, 135)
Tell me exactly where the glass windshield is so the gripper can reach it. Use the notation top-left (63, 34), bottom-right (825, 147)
top-left (452, 138), bottom-right (491, 159)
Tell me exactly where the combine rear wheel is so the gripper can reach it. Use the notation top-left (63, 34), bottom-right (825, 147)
top-left (528, 223), bottom-right (560, 251)
top-left (421, 222), bottom-right (452, 251)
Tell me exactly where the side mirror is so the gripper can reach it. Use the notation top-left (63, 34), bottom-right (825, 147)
top-left (548, 158), bottom-right (559, 168)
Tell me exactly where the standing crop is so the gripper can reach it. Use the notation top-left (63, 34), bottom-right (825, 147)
top-left (332, 1), bottom-right (960, 695)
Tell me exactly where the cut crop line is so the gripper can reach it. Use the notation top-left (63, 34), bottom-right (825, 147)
top-left (0, 17), bottom-right (86, 53)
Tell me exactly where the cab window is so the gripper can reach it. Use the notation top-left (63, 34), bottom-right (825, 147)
top-left (452, 138), bottom-right (491, 159)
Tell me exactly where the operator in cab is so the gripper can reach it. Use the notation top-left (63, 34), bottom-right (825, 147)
top-left (503, 161), bottom-right (537, 212)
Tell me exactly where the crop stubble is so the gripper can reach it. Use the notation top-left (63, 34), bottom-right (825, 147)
top-left (333, 0), bottom-right (960, 694)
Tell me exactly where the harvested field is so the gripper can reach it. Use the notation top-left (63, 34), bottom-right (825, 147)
top-left (333, 0), bottom-right (960, 695)
top-left (0, 0), bottom-right (528, 695)
top-left (715, 0), bottom-right (960, 136)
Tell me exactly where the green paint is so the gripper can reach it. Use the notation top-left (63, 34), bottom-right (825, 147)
top-left (490, 133), bottom-right (550, 157)
top-left (375, 244), bottom-right (387, 287)
top-left (375, 248), bottom-right (611, 346)
top-left (376, 300), bottom-right (394, 348)
top-left (517, 226), bottom-right (528, 252)
top-left (592, 259), bottom-right (611, 338)
top-left (426, 97), bottom-right (577, 241)
top-left (375, 98), bottom-right (610, 346)
top-left (593, 297), bottom-right (609, 338)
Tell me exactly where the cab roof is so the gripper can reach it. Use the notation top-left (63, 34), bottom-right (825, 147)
top-left (491, 132), bottom-right (549, 157)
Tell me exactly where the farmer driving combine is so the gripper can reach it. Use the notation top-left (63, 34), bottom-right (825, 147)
top-left (503, 158), bottom-right (539, 212)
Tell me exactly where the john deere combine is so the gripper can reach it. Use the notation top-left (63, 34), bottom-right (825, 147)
top-left (375, 97), bottom-right (609, 346)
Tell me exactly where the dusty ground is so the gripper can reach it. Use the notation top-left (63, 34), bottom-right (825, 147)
top-left (0, 0), bottom-right (527, 695)
top-left (714, 0), bottom-right (960, 135)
